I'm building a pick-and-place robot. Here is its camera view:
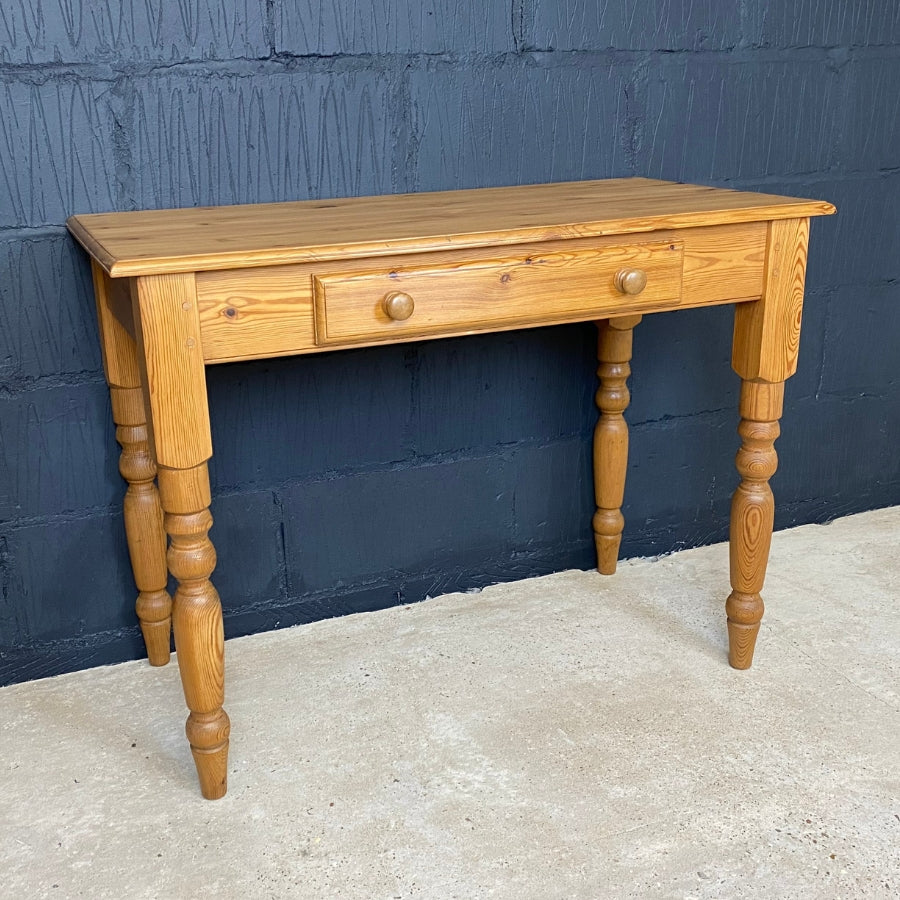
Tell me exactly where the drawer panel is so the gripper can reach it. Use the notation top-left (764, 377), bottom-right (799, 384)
top-left (313, 241), bottom-right (684, 346)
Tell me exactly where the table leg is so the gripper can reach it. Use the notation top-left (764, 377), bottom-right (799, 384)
top-left (114, 386), bottom-right (172, 665)
top-left (593, 315), bottom-right (642, 574)
top-left (728, 216), bottom-right (810, 668)
top-left (726, 380), bottom-right (783, 668)
top-left (132, 272), bottom-right (230, 799)
top-left (92, 263), bottom-right (171, 665)
top-left (158, 463), bottom-right (230, 799)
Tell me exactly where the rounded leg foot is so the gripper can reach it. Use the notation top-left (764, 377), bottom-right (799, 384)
top-left (137, 588), bottom-right (173, 666)
top-left (593, 509), bottom-right (625, 575)
top-left (726, 590), bottom-right (764, 669)
top-left (187, 710), bottom-right (231, 800)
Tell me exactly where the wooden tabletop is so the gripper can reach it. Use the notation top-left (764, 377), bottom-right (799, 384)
top-left (67, 178), bottom-right (835, 278)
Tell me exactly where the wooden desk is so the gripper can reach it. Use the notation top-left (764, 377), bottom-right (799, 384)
top-left (68, 178), bottom-right (834, 799)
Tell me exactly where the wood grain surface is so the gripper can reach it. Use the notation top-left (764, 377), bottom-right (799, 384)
top-left (726, 381), bottom-right (785, 669)
top-left (593, 315), bottom-right (642, 574)
top-left (94, 262), bottom-right (173, 666)
top-left (195, 222), bottom-right (767, 363)
top-left (314, 241), bottom-right (681, 345)
top-left (67, 178), bottom-right (834, 277)
top-left (733, 217), bottom-right (811, 382)
top-left (76, 179), bottom-right (835, 799)
top-left (157, 462), bottom-right (230, 800)
top-left (114, 385), bottom-right (172, 667)
top-left (131, 273), bottom-right (212, 469)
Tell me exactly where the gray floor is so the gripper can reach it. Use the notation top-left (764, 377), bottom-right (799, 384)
top-left (2, 508), bottom-right (899, 899)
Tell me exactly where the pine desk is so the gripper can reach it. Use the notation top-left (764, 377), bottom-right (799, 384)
top-left (68, 179), bottom-right (835, 799)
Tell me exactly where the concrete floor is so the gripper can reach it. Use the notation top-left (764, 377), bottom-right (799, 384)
top-left (1, 508), bottom-right (899, 899)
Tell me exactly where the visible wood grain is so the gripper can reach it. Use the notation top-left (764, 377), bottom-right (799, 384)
top-left (133, 275), bottom-right (230, 800)
top-left (131, 273), bottom-right (212, 469)
top-left (726, 380), bottom-right (784, 669)
top-left (314, 241), bottom-right (681, 345)
top-left (157, 463), bottom-right (230, 800)
top-left (130, 270), bottom-right (228, 795)
top-left (113, 386), bottom-right (172, 666)
top-left (195, 265), bottom-right (316, 362)
top-left (94, 263), bottom-right (172, 665)
top-left (593, 315), bottom-right (642, 574)
top-left (732, 217), bottom-right (811, 382)
top-left (196, 222), bottom-right (766, 363)
top-left (728, 217), bottom-right (811, 666)
top-left (76, 178), bottom-right (833, 799)
top-left (681, 221), bottom-right (766, 307)
top-left (67, 178), bottom-right (834, 277)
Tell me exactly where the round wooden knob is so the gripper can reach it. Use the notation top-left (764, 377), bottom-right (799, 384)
top-left (382, 291), bottom-right (415, 321)
top-left (614, 268), bottom-right (648, 295)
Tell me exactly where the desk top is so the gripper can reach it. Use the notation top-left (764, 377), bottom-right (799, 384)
top-left (68, 178), bottom-right (834, 278)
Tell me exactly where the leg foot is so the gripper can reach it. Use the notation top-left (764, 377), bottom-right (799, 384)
top-left (727, 380), bottom-right (783, 669)
top-left (593, 315), bottom-right (641, 575)
top-left (726, 592), bottom-right (763, 670)
top-left (593, 509), bottom-right (625, 575)
top-left (135, 590), bottom-right (173, 666)
top-left (186, 712), bottom-right (231, 800)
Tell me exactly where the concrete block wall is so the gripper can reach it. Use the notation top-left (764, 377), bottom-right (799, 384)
top-left (1, 2), bottom-right (898, 683)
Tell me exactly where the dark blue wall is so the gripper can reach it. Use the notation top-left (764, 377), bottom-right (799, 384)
top-left (1, 3), bottom-right (898, 683)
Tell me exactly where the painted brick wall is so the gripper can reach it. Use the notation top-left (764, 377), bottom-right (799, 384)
top-left (1, 2), bottom-right (898, 683)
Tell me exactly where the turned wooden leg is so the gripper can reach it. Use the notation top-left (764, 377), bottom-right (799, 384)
top-left (593, 315), bottom-right (642, 574)
top-left (726, 380), bottom-right (783, 668)
top-left (729, 216), bottom-right (810, 667)
top-left (113, 386), bottom-right (172, 665)
top-left (131, 271), bottom-right (230, 799)
top-left (158, 463), bottom-right (230, 800)
top-left (91, 261), bottom-right (172, 664)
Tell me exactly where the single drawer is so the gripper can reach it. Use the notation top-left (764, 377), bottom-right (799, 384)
top-left (313, 240), bottom-right (684, 345)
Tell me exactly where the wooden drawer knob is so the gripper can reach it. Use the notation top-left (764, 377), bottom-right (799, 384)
top-left (614, 268), bottom-right (648, 295)
top-left (382, 291), bottom-right (415, 321)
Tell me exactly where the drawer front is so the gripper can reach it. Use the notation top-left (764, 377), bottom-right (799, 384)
top-left (313, 241), bottom-right (683, 346)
